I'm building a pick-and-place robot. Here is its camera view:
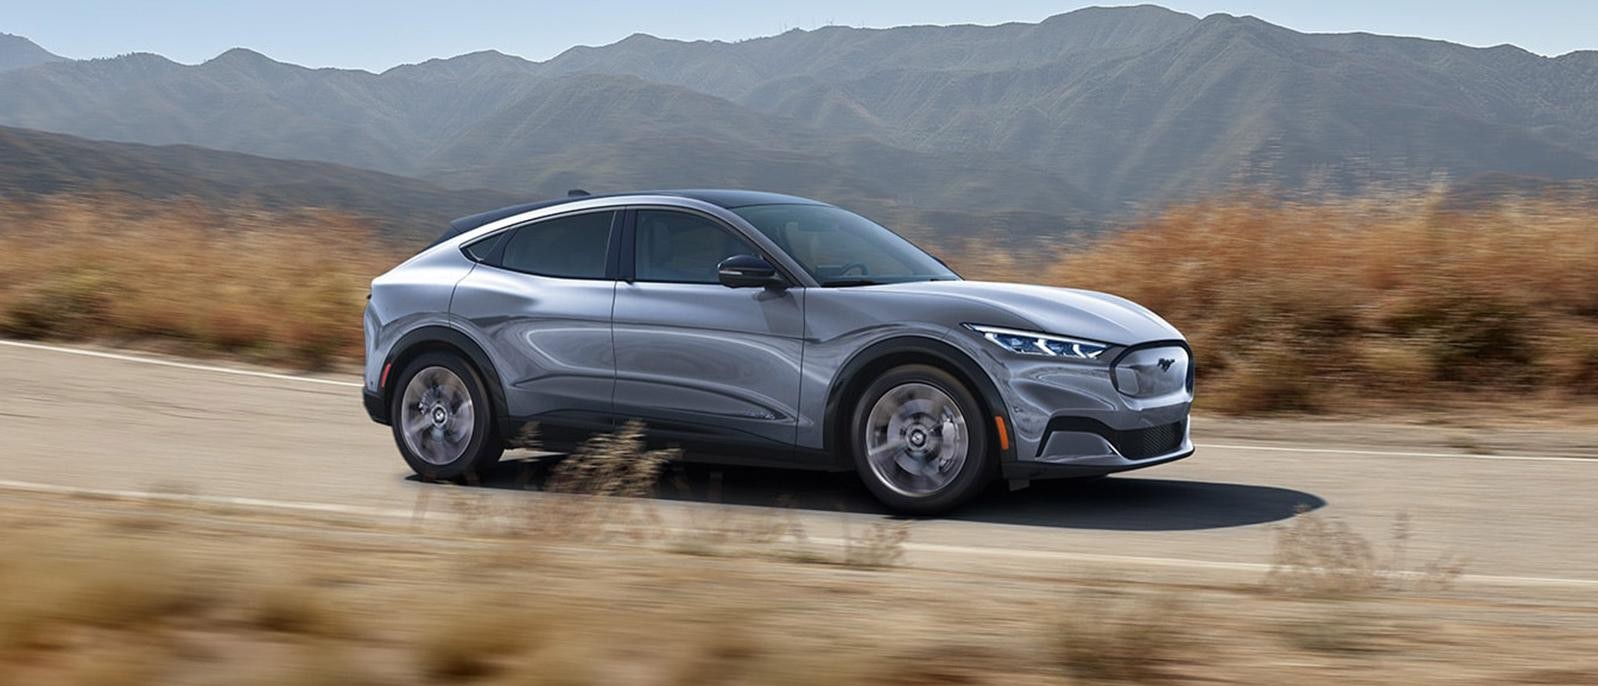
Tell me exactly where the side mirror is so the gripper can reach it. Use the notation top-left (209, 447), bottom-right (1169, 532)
top-left (717, 254), bottom-right (786, 289)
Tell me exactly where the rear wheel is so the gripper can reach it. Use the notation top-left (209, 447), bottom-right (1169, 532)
top-left (850, 364), bottom-right (993, 514)
top-left (390, 352), bottom-right (502, 482)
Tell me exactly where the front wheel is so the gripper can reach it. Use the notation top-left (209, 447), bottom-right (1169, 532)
top-left (390, 352), bottom-right (503, 482)
top-left (850, 364), bottom-right (993, 514)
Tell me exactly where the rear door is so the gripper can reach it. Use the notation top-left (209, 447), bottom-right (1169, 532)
top-left (450, 209), bottom-right (621, 439)
top-left (611, 208), bottom-right (805, 458)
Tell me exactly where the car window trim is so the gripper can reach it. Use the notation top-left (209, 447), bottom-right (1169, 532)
top-left (478, 208), bottom-right (623, 282)
top-left (459, 231), bottom-right (506, 263)
top-left (621, 205), bottom-right (802, 286)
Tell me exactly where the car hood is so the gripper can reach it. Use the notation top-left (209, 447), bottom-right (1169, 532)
top-left (870, 280), bottom-right (1183, 345)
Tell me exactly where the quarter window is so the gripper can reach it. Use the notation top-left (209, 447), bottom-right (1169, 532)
top-left (461, 234), bottom-right (500, 262)
top-left (498, 211), bottom-right (615, 279)
top-left (634, 210), bottom-right (759, 284)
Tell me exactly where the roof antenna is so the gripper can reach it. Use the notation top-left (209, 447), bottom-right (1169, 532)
top-left (566, 189), bottom-right (591, 198)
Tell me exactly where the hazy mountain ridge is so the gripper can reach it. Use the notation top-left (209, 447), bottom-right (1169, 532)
top-left (0, 125), bottom-right (518, 240)
top-left (1, 5), bottom-right (1596, 234)
top-left (0, 32), bottom-right (65, 72)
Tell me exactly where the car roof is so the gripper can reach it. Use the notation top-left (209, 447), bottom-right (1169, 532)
top-left (434, 189), bottom-right (827, 246)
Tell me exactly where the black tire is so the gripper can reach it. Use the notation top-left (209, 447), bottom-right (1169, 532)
top-left (389, 351), bottom-right (503, 482)
top-left (849, 364), bottom-right (993, 514)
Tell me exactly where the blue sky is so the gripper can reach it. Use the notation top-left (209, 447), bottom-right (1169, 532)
top-left (6, 1), bottom-right (1594, 72)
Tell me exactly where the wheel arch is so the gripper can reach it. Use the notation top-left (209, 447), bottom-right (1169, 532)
top-left (823, 335), bottom-right (1015, 466)
top-left (382, 326), bottom-right (510, 437)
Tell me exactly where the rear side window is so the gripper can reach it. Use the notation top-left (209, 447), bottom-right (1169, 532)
top-left (498, 211), bottom-right (615, 279)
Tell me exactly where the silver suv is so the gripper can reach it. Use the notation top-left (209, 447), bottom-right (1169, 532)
top-left (362, 190), bottom-right (1193, 513)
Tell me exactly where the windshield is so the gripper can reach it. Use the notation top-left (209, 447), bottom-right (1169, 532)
top-left (731, 204), bottom-right (958, 286)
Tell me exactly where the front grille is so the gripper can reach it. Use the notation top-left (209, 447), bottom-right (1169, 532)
top-left (1039, 417), bottom-right (1187, 460)
top-left (1109, 420), bottom-right (1186, 460)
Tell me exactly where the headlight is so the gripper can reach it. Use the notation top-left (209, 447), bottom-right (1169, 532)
top-left (965, 324), bottom-right (1110, 360)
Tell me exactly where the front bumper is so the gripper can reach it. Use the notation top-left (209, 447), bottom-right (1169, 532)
top-left (363, 389), bottom-right (390, 425)
top-left (1001, 446), bottom-right (1194, 479)
top-left (979, 339), bottom-right (1195, 480)
top-left (1000, 419), bottom-right (1194, 479)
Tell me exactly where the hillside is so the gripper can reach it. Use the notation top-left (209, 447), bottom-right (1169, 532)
top-left (0, 125), bottom-right (517, 241)
top-left (0, 32), bottom-right (64, 72)
top-left (1, 6), bottom-right (1596, 229)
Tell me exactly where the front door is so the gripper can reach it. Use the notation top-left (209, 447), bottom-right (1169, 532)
top-left (611, 208), bottom-right (804, 458)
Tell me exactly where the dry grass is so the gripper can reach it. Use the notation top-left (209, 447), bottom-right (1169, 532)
top-left (247, 579), bottom-right (351, 637)
top-left (416, 597), bottom-right (546, 681)
top-left (5, 188), bottom-right (1596, 409)
top-left (842, 519), bottom-right (911, 569)
top-left (430, 422), bottom-right (906, 568)
top-left (544, 420), bottom-right (678, 498)
top-left (1273, 606), bottom-right (1394, 655)
top-left (667, 498), bottom-right (821, 562)
top-left (0, 195), bottom-right (401, 369)
top-left (0, 491), bottom-right (1594, 685)
top-left (503, 420), bottom-right (680, 542)
top-left (950, 188), bottom-right (1598, 414)
top-left (1053, 591), bottom-right (1190, 683)
top-left (0, 536), bottom-right (208, 652)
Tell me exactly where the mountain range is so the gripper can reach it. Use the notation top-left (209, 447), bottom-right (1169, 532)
top-left (0, 125), bottom-right (519, 239)
top-left (1, 5), bottom-right (1596, 240)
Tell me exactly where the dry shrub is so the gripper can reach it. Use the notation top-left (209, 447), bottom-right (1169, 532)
top-left (512, 420), bottom-right (679, 541)
top-left (1266, 509), bottom-right (1466, 598)
top-left (1266, 510), bottom-right (1381, 597)
top-left (0, 195), bottom-right (402, 368)
top-left (1053, 591), bottom-right (1190, 683)
top-left (545, 420), bottom-right (678, 498)
top-left (957, 188), bottom-right (1598, 413)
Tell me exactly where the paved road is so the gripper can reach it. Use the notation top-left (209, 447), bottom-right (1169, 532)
top-left (3, 340), bottom-right (1596, 588)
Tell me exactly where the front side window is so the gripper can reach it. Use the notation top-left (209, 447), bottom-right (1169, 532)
top-left (634, 210), bottom-right (758, 284)
top-left (498, 211), bottom-right (615, 279)
top-left (732, 204), bottom-right (957, 286)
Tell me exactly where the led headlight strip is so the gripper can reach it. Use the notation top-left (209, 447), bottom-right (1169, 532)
top-left (964, 324), bottom-right (1109, 360)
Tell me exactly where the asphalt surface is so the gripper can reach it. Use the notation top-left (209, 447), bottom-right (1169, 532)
top-left (3, 340), bottom-right (1596, 588)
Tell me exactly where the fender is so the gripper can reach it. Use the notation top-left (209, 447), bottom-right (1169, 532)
top-left (822, 335), bottom-right (1016, 465)
top-left (377, 325), bottom-right (511, 436)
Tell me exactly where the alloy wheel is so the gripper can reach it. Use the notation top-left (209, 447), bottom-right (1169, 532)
top-left (863, 382), bottom-right (969, 497)
top-left (399, 366), bottom-right (476, 465)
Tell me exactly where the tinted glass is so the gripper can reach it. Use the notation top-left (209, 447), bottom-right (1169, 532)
top-left (461, 234), bottom-right (500, 262)
top-left (731, 204), bottom-right (957, 286)
top-left (635, 210), bottom-right (758, 284)
top-left (498, 211), bottom-right (615, 279)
